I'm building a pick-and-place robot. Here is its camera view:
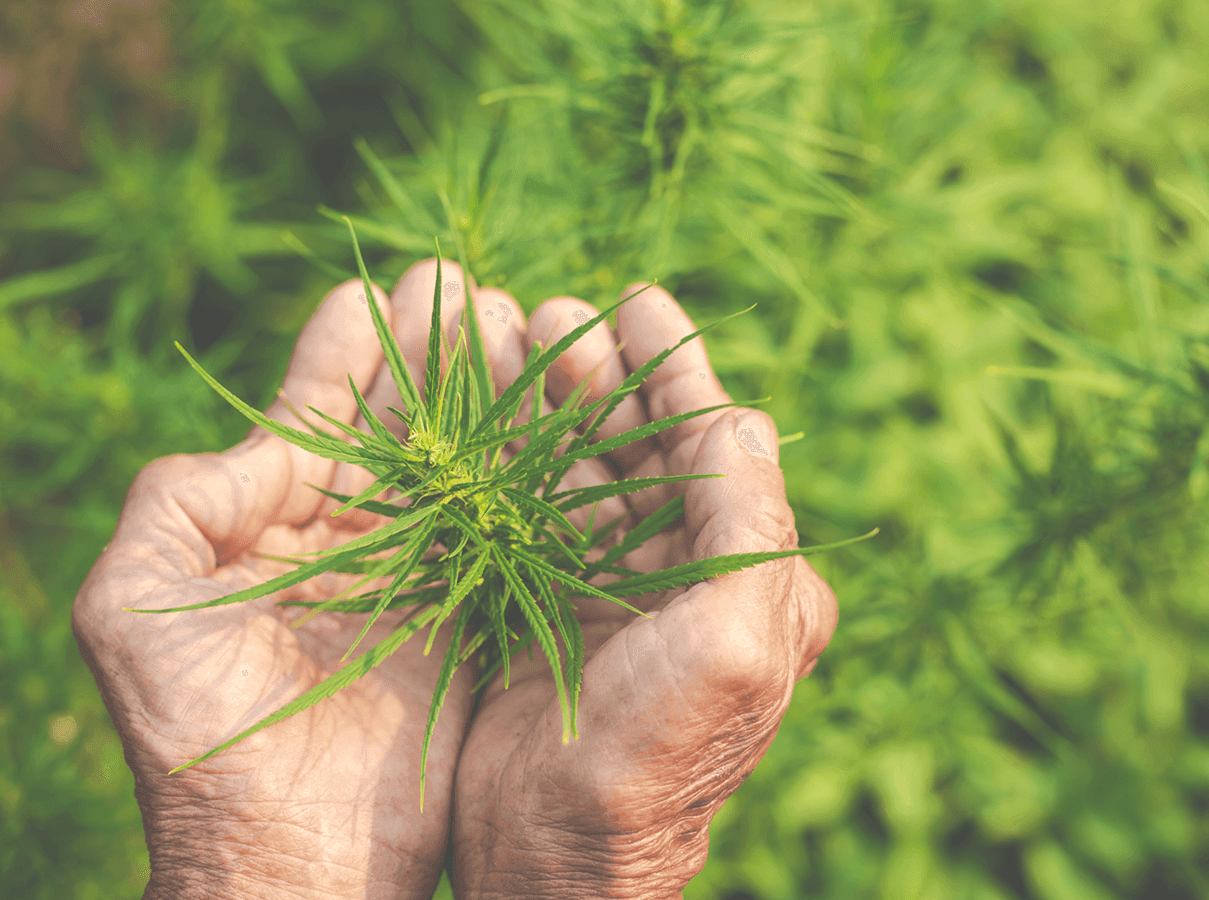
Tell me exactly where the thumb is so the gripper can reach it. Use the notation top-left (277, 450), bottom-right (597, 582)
top-left (92, 434), bottom-right (297, 617)
top-left (666, 408), bottom-right (802, 692)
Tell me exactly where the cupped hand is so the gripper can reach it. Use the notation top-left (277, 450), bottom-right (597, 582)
top-left (71, 261), bottom-right (484, 900)
top-left (445, 282), bottom-right (840, 899)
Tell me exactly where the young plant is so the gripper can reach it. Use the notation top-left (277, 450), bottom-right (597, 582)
top-left (124, 218), bottom-right (878, 810)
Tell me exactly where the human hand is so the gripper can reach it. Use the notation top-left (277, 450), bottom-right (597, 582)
top-left (444, 283), bottom-right (840, 899)
top-left (71, 261), bottom-right (485, 900)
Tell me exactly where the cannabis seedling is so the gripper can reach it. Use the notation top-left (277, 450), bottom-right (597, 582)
top-left (124, 218), bottom-right (877, 810)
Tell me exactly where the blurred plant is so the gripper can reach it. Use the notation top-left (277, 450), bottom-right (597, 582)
top-left (3, 0), bottom-right (1209, 897)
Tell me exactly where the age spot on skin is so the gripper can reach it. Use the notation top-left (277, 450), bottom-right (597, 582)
top-left (239, 472), bottom-right (250, 483)
top-left (442, 281), bottom-right (460, 300)
top-left (572, 309), bottom-right (590, 325)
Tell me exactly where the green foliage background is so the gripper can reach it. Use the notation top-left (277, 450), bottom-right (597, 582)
top-left (2, 0), bottom-right (1207, 897)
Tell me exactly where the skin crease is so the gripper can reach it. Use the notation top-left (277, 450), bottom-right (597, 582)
top-left (71, 259), bottom-right (839, 900)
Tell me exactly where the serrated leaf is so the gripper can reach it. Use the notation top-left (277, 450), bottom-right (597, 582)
top-left (425, 250), bottom-right (445, 425)
top-left (470, 283), bottom-right (658, 443)
top-left (491, 545), bottom-right (572, 743)
top-left (546, 473), bottom-right (724, 512)
top-left (419, 595), bottom-right (476, 813)
top-left (500, 486), bottom-right (584, 543)
top-left (423, 548), bottom-right (490, 656)
top-left (340, 513), bottom-right (440, 661)
top-left (595, 529), bottom-right (881, 599)
top-left (345, 217), bottom-right (424, 423)
top-left (592, 494), bottom-right (687, 572)
top-left (174, 341), bottom-right (396, 468)
top-left (348, 373), bottom-right (409, 455)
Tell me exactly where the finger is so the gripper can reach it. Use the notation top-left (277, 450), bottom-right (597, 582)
top-left (390, 256), bottom-right (474, 404)
top-left (466, 290), bottom-right (635, 608)
top-left (173, 277), bottom-right (396, 559)
top-left (316, 258), bottom-right (475, 530)
top-left (72, 279), bottom-right (397, 633)
top-left (458, 286), bottom-right (544, 447)
top-left (615, 283), bottom-right (735, 482)
top-left (317, 274), bottom-right (541, 532)
top-left (666, 408), bottom-right (837, 687)
top-left (526, 296), bottom-right (661, 481)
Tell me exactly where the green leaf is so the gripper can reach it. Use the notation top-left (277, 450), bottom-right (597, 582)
top-left (536, 574), bottom-right (581, 740)
top-left (491, 575), bottom-right (513, 690)
top-left (339, 513), bottom-right (440, 661)
top-left (538, 400), bottom-right (746, 491)
top-left (592, 494), bottom-right (687, 572)
top-left (491, 545), bottom-right (573, 743)
top-left (276, 585), bottom-right (448, 614)
top-left (347, 373), bottom-right (409, 456)
top-left (596, 529), bottom-right (881, 599)
top-left (507, 543), bottom-right (649, 619)
top-left (423, 548), bottom-right (489, 656)
top-left (547, 473), bottom-right (724, 512)
top-left (174, 341), bottom-right (396, 468)
top-left (470, 283), bottom-right (659, 443)
top-left (291, 534), bottom-right (428, 629)
top-left (577, 506), bottom-right (638, 554)
top-left (419, 595), bottom-right (477, 813)
top-left (445, 233), bottom-right (495, 424)
top-left (344, 217), bottom-right (424, 423)
top-left (501, 373), bottom-right (609, 489)
top-left (450, 402), bottom-right (572, 464)
top-left (573, 303), bottom-right (756, 452)
top-left (327, 464), bottom-right (410, 519)
top-left (279, 392), bottom-right (395, 458)
top-left (439, 323), bottom-right (467, 443)
top-left (425, 247), bottom-right (446, 425)
top-left (299, 484), bottom-right (411, 520)
top-left (500, 486), bottom-right (584, 543)
top-left (452, 321), bottom-right (474, 444)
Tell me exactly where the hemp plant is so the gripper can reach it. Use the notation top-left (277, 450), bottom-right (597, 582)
top-left (124, 217), bottom-right (878, 810)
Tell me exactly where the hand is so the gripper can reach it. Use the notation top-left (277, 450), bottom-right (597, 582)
top-left (445, 283), bottom-right (840, 899)
top-left (71, 261), bottom-right (485, 900)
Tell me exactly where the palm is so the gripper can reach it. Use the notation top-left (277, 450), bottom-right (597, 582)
top-left (99, 504), bottom-right (473, 898)
top-left (447, 283), bottom-right (837, 898)
top-left (73, 265), bottom-right (487, 899)
top-left (448, 286), bottom-right (736, 895)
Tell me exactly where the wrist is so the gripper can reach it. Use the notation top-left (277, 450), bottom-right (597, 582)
top-left (140, 811), bottom-right (375, 900)
top-left (142, 842), bottom-right (338, 900)
top-left (450, 829), bottom-right (692, 900)
top-left (143, 867), bottom-right (309, 900)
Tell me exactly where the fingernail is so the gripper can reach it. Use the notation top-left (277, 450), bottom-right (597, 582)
top-left (734, 411), bottom-right (774, 458)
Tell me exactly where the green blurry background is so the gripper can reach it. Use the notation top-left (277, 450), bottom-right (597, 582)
top-left (2, 0), bottom-right (1207, 897)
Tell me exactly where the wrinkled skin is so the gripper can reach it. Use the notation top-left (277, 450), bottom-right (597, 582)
top-left (445, 280), bottom-right (839, 899)
top-left (71, 259), bottom-right (838, 900)
top-left (72, 269), bottom-right (483, 900)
